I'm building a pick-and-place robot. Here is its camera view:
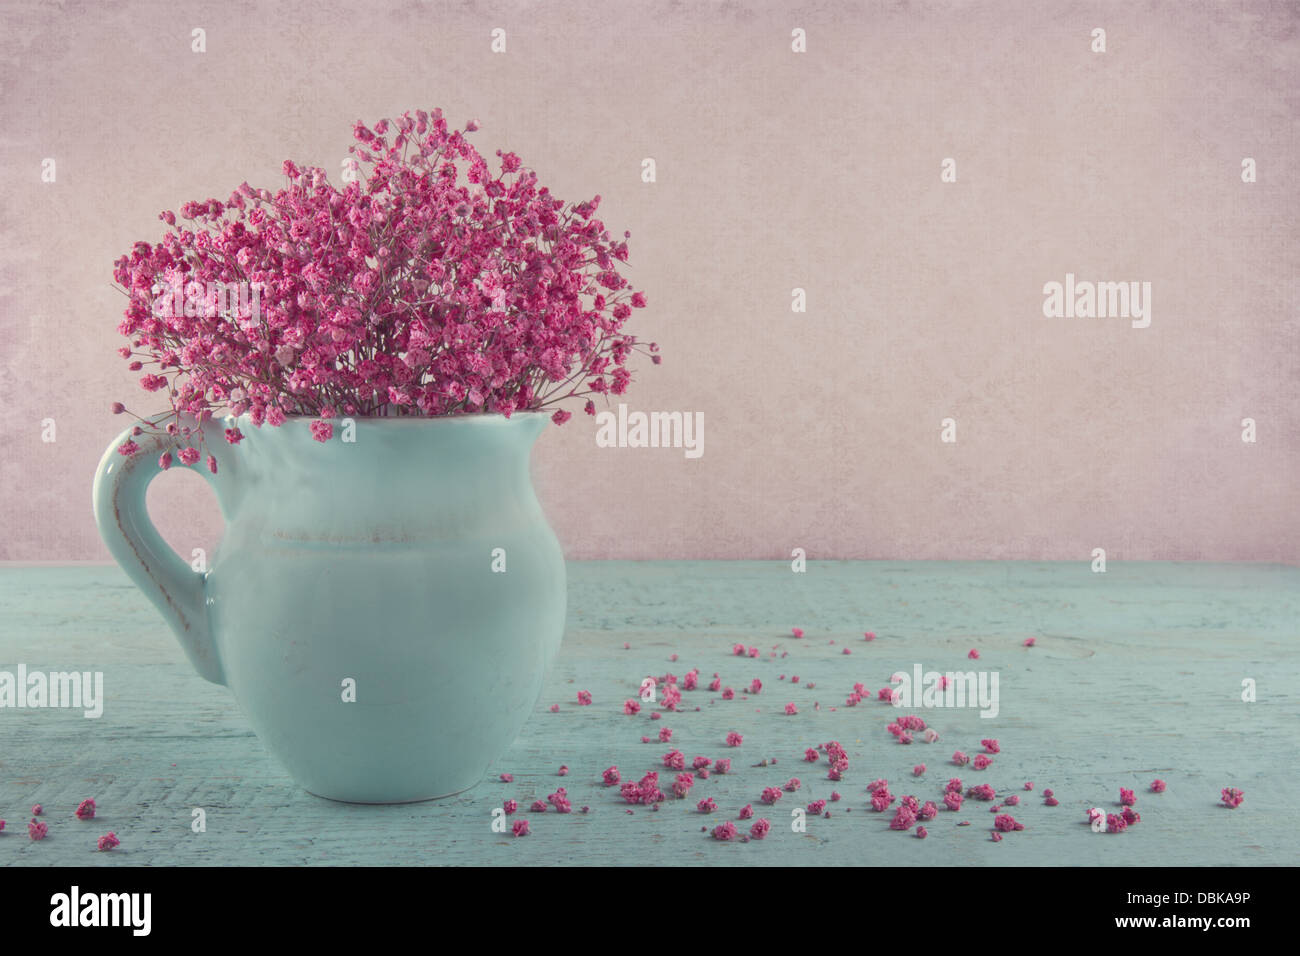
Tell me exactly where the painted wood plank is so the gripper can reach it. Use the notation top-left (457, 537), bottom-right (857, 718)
top-left (1, 562), bottom-right (1295, 865)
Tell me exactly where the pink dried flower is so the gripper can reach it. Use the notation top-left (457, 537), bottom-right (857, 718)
top-left (1044, 796), bottom-right (1059, 806)
top-left (791, 627), bottom-right (804, 638)
top-left (1004, 794), bottom-right (1019, 806)
top-left (804, 748), bottom-right (819, 763)
top-left (732, 643), bottom-right (745, 656)
top-left (973, 754), bottom-right (992, 770)
top-left (31, 805), bottom-right (42, 816)
top-left (807, 799), bottom-right (827, 814)
top-left (707, 677), bottom-right (722, 692)
top-left (830, 791), bottom-right (842, 802)
top-left (97, 832), bottom-right (120, 852)
top-left (946, 778), bottom-right (964, 793)
top-left (750, 818), bottom-right (771, 839)
top-left (784, 702), bottom-right (798, 715)
top-left (576, 690), bottom-right (592, 705)
top-left (899, 732), bottom-right (913, 745)
top-left (923, 728), bottom-right (940, 743)
top-left (1221, 787), bottom-right (1245, 809)
top-left (1119, 787), bottom-right (1136, 807)
top-left (980, 739), bottom-right (1000, 754)
top-left (967, 649), bottom-right (979, 659)
top-left (952, 751), bottom-right (970, 766)
top-left (991, 831), bottom-right (1003, 842)
top-left (744, 647), bottom-right (757, 658)
top-left (915, 825), bottom-right (927, 838)
top-left (512, 819), bottom-right (530, 837)
top-left (1024, 782), bottom-right (1034, 791)
top-left (529, 800), bottom-right (547, 813)
top-left (748, 679), bottom-right (762, 695)
top-left (1042, 788), bottom-right (1054, 798)
top-left (692, 756), bottom-right (712, 771)
top-left (623, 699), bottom-right (641, 715)
top-left (722, 687), bottom-right (735, 700)
top-left (29, 820), bottom-right (48, 841)
top-left (890, 806), bottom-right (917, 830)
top-left (75, 799), bottom-right (96, 821)
top-left (548, 703), bottom-right (560, 712)
top-left (1122, 806), bottom-right (1141, 825)
top-left (1151, 779), bottom-right (1167, 793)
top-left (994, 814), bottom-right (1024, 832)
top-left (1023, 637), bottom-right (1036, 647)
top-left (1106, 813), bottom-right (1128, 833)
top-left (842, 647), bottom-right (851, 655)
top-left (966, 784), bottom-right (996, 801)
top-left (558, 765), bottom-right (569, 776)
top-left (662, 750), bottom-right (685, 770)
top-left (499, 773), bottom-right (514, 783)
top-left (672, 773), bottom-right (694, 798)
top-left (791, 676), bottom-right (800, 684)
top-left (867, 778), bottom-right (889, 793)
top-left (712, 821), bottom-right (737, 841)
top-left (760, 787), bottom-right (783, 805)
top-left (913, 764), bottom-right (926, 776)
top-left (661, 683), bottom-right (682, 711)
top-left (112, 112), bottom-right (654, 449)
top-left (503, 799), bottom-right (518, 814)
top-left (901, 794), bottom-right (920, 812)
top-left (714, 758), bottom-right (732, 775)
top-left (864, 631), bottom-right (876, 641)
top-left (739, 803), bottom-right (754, 819)
top-left (871, 790), bottom-right (895, 812)
top-left (0, 820), bottom-right (4, 831)
top-left (726, 731), bottom-right (744, 747)
top-left (602, 766), bottom-right (620, 787)
top-left (943, 792), bottom-right (964, 812)
top-left (784, 778), bottom-right (801, 792)
top-left (918, 801), bottom-right (939, 820)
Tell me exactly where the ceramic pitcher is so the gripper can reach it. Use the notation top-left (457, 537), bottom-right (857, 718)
top-left (92, 413), bottom-right (566, 803)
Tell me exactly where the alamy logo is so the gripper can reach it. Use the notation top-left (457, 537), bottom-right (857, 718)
top-left (151, 278), bottom-right (264, 320)
top-left (890, 664), bottom-right (1000, 718)
top-left (50, 887), bottom-right (151, 936)
top-left (0, 664), bottom-right (104, 718)
top-left (1042, 273), bottom-right (1151, 328)
top-left (595, 403), bottom-right (704, 459)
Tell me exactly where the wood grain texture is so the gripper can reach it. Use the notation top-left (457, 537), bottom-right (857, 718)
top-left (1, 561), bottom-right (1296, 866)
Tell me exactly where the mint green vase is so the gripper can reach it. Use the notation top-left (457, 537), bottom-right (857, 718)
top-left (92, 414), bottom-right (566, 803)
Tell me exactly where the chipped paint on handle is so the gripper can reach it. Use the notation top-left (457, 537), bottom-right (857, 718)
top-left (92, 417), bottom-right (231, 686)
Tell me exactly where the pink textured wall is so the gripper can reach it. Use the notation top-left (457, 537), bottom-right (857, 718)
top-left (1, 0), bottom-right (1297, 562)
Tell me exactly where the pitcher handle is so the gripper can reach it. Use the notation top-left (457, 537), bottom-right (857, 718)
top-left (92, 419), bottom-right (233, 686)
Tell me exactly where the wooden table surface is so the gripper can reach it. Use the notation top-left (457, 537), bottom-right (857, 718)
top-left (1, 561), bottom-right (1295, 866)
